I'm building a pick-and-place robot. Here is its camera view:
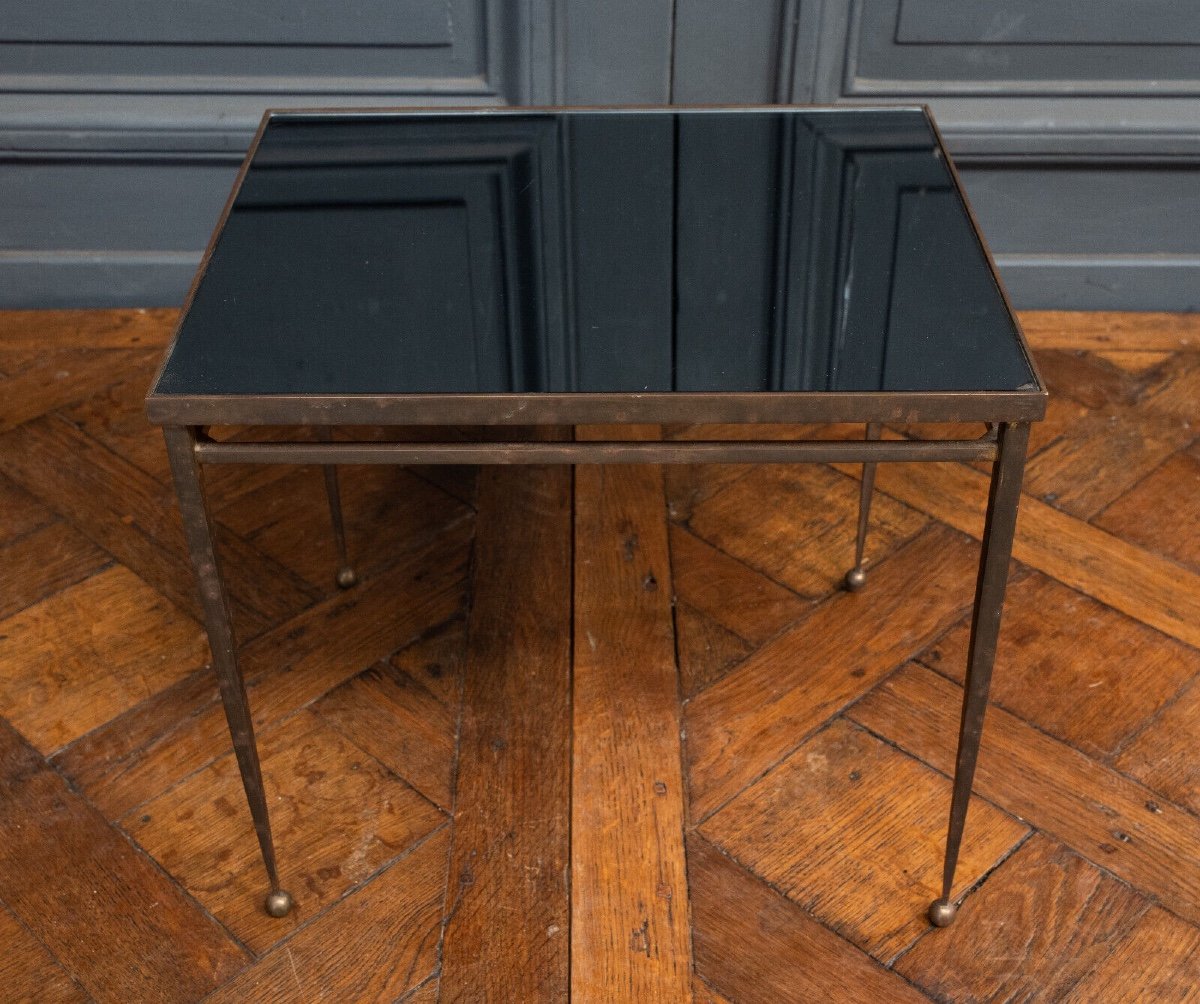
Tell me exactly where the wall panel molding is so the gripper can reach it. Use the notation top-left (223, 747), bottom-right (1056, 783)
top-left (0, 250), bottom-right (202, 307)
top-left (790, 1), bottom-right (1200, 308)
top-left (995, 255), bottom-right (1200, 312)
top-left (0, 0), bottom-right (685, 307)
top-left (3, 0), bottom-right (1197, 308)
top-left (0, 0), bottom-right (574, 307)
top-left (817, 0), bottom-right (1200, 158)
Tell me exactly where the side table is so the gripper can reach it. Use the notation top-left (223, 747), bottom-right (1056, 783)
top-left (146, 104), bottom-right (1046, 928)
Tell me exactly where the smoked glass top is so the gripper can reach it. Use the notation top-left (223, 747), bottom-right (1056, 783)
top-left (153, 107), bottom-right (1037, 397)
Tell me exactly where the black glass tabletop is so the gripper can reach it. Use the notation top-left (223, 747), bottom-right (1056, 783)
top-left (151, 107), bottom-right (1037, 399)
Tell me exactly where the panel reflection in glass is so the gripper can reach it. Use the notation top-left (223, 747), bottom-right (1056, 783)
top-left (157, 109), bottom-right (1035, 396)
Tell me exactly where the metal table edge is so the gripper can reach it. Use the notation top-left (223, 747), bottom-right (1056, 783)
top-left (144, 387), bottom-right (1047, 429)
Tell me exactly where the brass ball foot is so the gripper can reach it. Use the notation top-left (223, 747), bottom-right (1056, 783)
top-left (844, 566), bottom-right (867, 592)
top-left (265, 889), bottom-right (294, 918)
top-left (928, 898), bottom-right (957, 928)
top-left (335, 566), bottom-right (358, 589)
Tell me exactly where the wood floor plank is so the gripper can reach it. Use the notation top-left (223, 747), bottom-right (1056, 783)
top-left (689, 835), bottom-right (928, 1004)
top-left (315, 659), bottom-right (458, 810)
top-left (849, 663), bottom-right (1200, 927)
top-left (206, 828), bottom-right (449, 1003)
top-left (1018, 310), bottom-right (1200, 351)
top-left (572, 436), bottom-right (692, 1001)
top-left (0, 719), bottom-right (248, 1002)
top-left (403, 978), bottom-right (441, 1003)
top-left (332, 422), bottom-right (484, 509)
top-left (439, 464), bottom-right (572, 1003)
top-left (1115, 678), bottom-right (1200, 816)
top-left (663, 464), bottom-right (753, 523)
top-left (669, 524), bottom-right (809, 645)
top-left (661, 427), bottom-right (859, 525)
top-left (0, 348), bottom-right (158, 434)
top-left (692, 976), bottom-right (735, 1004)
top-left (858, 457), bottom-right (1200, 650)
top-left (59, 371), bottom-right (302, 503)
top-left (1, 413), bottom-right (320, 639)
top-left (686, 463), bottom-right (926, 600)
top-left (1035, 348), bottom-right (1153, 412)
top-left (215, 464), bottom-right (472, 593)
top-left (671, 516), bottom-right (811, 699)
top-left (1095, 349), bottom-right (1174, 374)
top-left (54, 524), bottom-right (471, 821)
top-left (703, 718), bottom-right (1027, 961)
top-left (1022, 404), bottom-right (1192, 518)
top-left (388, 617), bottom-right (466, 710)
top-left (51, 662), bottom-right (214, 811)
top-left (923, 570), bottom-right (1200, 761)
top-left (1141, 350), bottom-right (1200, 422)
top-left (0, 471), bottom-right (54, 546)
top-left (60, 367), bottom-right (178, 485)
top-left (895, 834), bottom-right (1148, 1002)
top-left (1019, 391), bottom-right (1094, 466)
top-left (1095, 445), bottom-right (1200, 575)
top-left (0, 519), bottom-right (109, 622)
top-left (676, 602), bottom-right (755, 698)
top-left (0, 307), bottom-right (178, 349)
top-left (1019, 349), bottom-right (1193, 516)
top-left (0, 564), bottom-right (207, 754)
top-left (686, 525), bottom-right (978, 822)
top-left (126, 709), bottom-right (444, 956)
top-left (1062, 907), bottom-right (1200, 1003)
top-left (0, 903), bottom-right (89, 1004)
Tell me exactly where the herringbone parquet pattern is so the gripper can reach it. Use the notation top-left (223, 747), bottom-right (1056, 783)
top-left (1, 309), bottom-right (1198, 1002)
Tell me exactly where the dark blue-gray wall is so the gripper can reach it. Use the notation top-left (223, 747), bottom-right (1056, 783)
top-left (3, 0), bottom-right (1198, 309)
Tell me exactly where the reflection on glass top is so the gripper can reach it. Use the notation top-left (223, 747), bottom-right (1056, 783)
top-left (154, 108), bottom-right (1036, 397)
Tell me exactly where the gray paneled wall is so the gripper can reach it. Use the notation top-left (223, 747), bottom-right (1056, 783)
top-left (675, 0), bottom-right (1200, 310)
top-left (2, 0), bottom-right (1197, 309)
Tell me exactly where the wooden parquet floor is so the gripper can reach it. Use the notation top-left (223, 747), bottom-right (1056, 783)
top-left (1, 309), bottom-right (1198, 1002)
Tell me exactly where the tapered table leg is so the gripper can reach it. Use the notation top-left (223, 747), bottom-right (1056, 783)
top-left (929, 420), bottom-right (1030, 927)
top-left (163, 425), bottom-right (293, 918)
top-left (317, 427), bottom-right (356, 589)
top-left (844, 421), bottom-right (881, 592)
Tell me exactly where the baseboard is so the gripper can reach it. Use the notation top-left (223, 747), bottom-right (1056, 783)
top-left (2, 252), bottom-right (1197, 312)
top-left (996, 255), bottom-right (1200, 312)
top-left (0, 251), bottom-right (201, 309)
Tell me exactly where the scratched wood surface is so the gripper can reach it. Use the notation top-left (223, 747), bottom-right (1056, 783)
top-left (1, 309), bottom-right (1199, 1001)
top-left (440, 461), bottom-right (573, 1002)
top-left (572, 426), bottom-right (692, 1000)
